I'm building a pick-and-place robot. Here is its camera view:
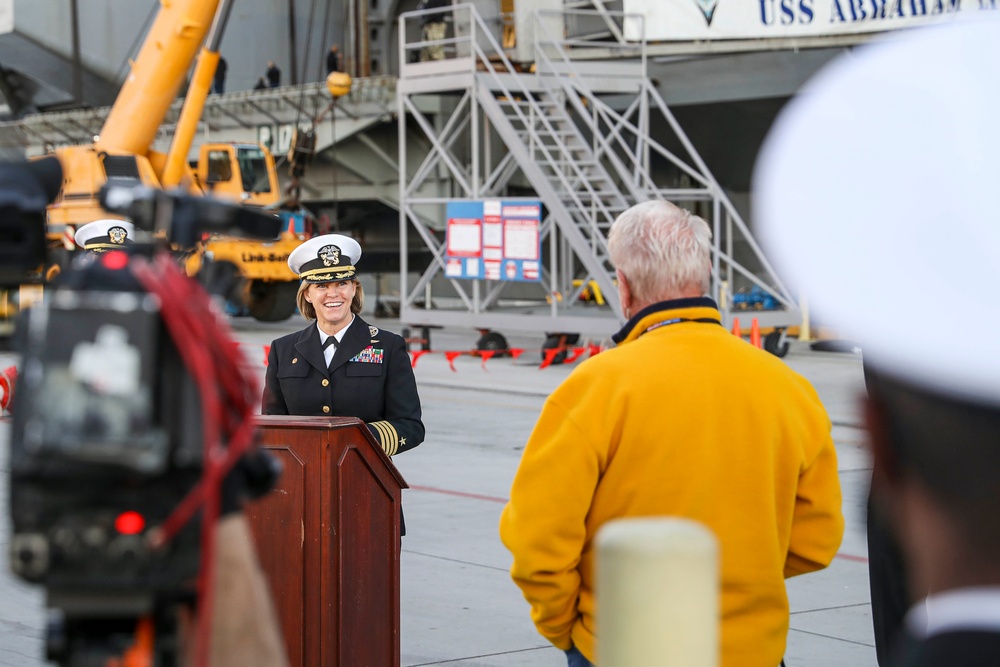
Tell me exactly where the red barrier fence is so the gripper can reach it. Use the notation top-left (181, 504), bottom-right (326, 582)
top-left (260, 343), bottom-right (607, 371)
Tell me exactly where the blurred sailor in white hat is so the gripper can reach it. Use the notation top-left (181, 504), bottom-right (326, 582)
top-left (74, 219), bottom-right (135, 253)
top-left (754, 16), bottom-right (1000, 667)
top-left (261, 234), bottom-right (424, 504)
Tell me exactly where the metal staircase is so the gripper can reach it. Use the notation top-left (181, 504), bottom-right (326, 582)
top-left (531, 11), bottom-right (801, 331)
top-left (397, 3), bottom-right (801, 339)
top-left (476, 86), bottom-right (628, 312)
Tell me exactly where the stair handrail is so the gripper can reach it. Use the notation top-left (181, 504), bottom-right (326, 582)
top-left (398, 4), bottom-right (625, 250)
top-left (585, 79), bottom-right (798, 307)
top-left (531, 9), bottom-right (798, 308)
top-left (533, 9), bottom-right (724, 197)
top-left (399, 4), bottom-right (671, 312)
top-left (531, 10), bottom-right (722, 214)
top-left (532, 10), bottom-right (710, 196)
top-left (448, 3), bottom-right (631, 250)
top-left (466, 16), bottom-right (628, 304)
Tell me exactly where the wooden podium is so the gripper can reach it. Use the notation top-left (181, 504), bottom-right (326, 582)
top-left (247, 416), bottom-right (407, 667)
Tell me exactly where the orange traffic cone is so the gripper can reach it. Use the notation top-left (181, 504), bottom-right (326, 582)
top-left (750, 318), bottom-right (762, 349)
top-left (731, 318), bottom-right (742, 338)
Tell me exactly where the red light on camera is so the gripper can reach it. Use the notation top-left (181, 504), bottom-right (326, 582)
top-left (114, 511), bottom-right (146, 535)
top-left (101, 250), bottom-right (129, 270)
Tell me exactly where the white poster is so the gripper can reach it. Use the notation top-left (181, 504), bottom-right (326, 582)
top-left (624, 0), bottom-right (997, 41)
top-left (503, 218), bottom-right (540, 261)
top-left (483, 222), bottom-right (503, 248)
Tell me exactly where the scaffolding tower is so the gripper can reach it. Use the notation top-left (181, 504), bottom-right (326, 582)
top-left (396, 4), bottom-right (800, 351)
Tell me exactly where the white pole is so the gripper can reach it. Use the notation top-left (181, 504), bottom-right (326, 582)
top-left (596, 518), bottom-right (719, 667)
top-left (798, 292), bottom-right (811, 341)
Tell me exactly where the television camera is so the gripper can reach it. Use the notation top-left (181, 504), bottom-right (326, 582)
top-left (2, 157), bottom-right (283, 666)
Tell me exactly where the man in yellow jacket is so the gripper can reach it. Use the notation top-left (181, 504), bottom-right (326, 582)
top-left (499, 200), bottom-right (844, 667)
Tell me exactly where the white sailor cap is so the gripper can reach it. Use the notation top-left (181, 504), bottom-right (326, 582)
top-left (753, 16), bottom-right (1000, 405)
top-left (287, 233), bottom-right (363, 283)
top-left (74, 219), bottom-right (135, 253)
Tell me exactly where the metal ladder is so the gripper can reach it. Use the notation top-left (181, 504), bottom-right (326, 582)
top-left (476, 84), bottom-right (628, 309)
top-left (528, 8), bottom-right (801, 329)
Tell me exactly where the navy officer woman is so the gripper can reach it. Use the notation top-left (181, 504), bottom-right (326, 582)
top-left (261, 234), bottom-right (424, 463)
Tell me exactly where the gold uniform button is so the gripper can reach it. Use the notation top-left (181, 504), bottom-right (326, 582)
top-left (322, 379), bottom-right (330, 387)
top-left (292, 357), bottom-right (299, 364)
top-left (322, 406), bottom-right (331, 414)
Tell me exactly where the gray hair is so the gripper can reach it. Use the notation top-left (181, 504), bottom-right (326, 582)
top-left (607, 200), bottom-right (712, 304)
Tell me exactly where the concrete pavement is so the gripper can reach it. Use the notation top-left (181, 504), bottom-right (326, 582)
top-left (0, 317), bottom-right (876, 666)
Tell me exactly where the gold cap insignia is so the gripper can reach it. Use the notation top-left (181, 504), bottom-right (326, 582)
top-left (109, 226), bottom-right (128, 244)
top-left (319, 244), bottom-right (341, 267)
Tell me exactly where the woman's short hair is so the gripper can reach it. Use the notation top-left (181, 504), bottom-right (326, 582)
top-left (608, 200), bottom-right (712, 304)
top-left (296, 280), bottom-right (365, 320)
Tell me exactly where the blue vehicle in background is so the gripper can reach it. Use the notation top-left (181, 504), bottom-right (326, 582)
top-left (733, 285), bottom-right (780, 311)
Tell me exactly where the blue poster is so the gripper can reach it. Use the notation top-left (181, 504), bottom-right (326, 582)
top-left (444, 199), bottom-right (541, 282)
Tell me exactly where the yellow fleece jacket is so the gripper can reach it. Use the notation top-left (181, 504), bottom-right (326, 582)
top-left (499, 299), bottom-right (844, 666)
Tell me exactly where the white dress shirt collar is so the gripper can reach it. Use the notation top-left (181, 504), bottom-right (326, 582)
top-left (317, 316), bottom-right (354, 365)
top-left (906, 587), bottom-right (1000, 639)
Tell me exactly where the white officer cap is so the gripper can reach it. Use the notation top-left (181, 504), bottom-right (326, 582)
top-left (74, 219), bottom-right (135, 253)
top-left (287, 233), bottom-right (363, 283)
top-left (753, 16), bottom-right (1000, 405)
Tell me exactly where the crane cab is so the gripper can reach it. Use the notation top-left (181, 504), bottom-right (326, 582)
top-left (47, 146), bottom-right (161, 229)
top-left (197, 143), bottom-right (279, 208)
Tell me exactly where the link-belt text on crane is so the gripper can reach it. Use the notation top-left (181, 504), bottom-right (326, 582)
top-left (241, 253), bottom-right (290, 263)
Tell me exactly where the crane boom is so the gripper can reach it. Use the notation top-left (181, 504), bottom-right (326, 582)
top-left (35, 0), bottom-right (306, 326)
top-left (162, 0), bottom-right (236, 187)
top-left (95, 0), bottom-right (221, 156)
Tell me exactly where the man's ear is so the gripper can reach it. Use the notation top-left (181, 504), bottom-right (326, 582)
top-left (864, 393), bottom-right (901, 489)
top-left (616, 269), bottom-right (632, 319)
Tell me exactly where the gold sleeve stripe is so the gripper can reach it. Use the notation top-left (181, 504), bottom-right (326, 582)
top-left (371, 421), bottom-right (390, 452)
top-left (387, 423), bottom-right (400, 456)
top-left (371, 421), bottom-right (393, 455)
top-left (371, 420), bottom-right (399, 456)
top-left (384, 422), bottom-right (399, 456)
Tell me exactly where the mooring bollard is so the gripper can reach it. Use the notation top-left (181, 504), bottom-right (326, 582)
top-left (596, 518), bottom-right (719, 667)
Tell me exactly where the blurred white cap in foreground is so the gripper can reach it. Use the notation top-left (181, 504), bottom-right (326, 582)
top-left (753, 15), bottom-right (1000, 404)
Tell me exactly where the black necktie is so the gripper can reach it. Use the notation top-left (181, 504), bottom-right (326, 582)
top-left (323, 336), bottom-right (337, 370)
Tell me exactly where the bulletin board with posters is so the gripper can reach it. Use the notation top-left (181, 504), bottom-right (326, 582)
top-left (444, 200), bottom-right (542, 282)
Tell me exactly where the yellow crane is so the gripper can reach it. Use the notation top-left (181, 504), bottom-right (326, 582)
top-left (43, 0), bottom-right (315, 322)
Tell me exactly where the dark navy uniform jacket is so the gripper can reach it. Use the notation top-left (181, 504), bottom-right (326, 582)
top-left (262, 316), bottom-right (424, 457)
top-left (891, 630), bottom-right (1000, 666)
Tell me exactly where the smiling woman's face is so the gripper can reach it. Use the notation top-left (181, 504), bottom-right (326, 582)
top-left (305, 280), bottom-right (357, 332)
